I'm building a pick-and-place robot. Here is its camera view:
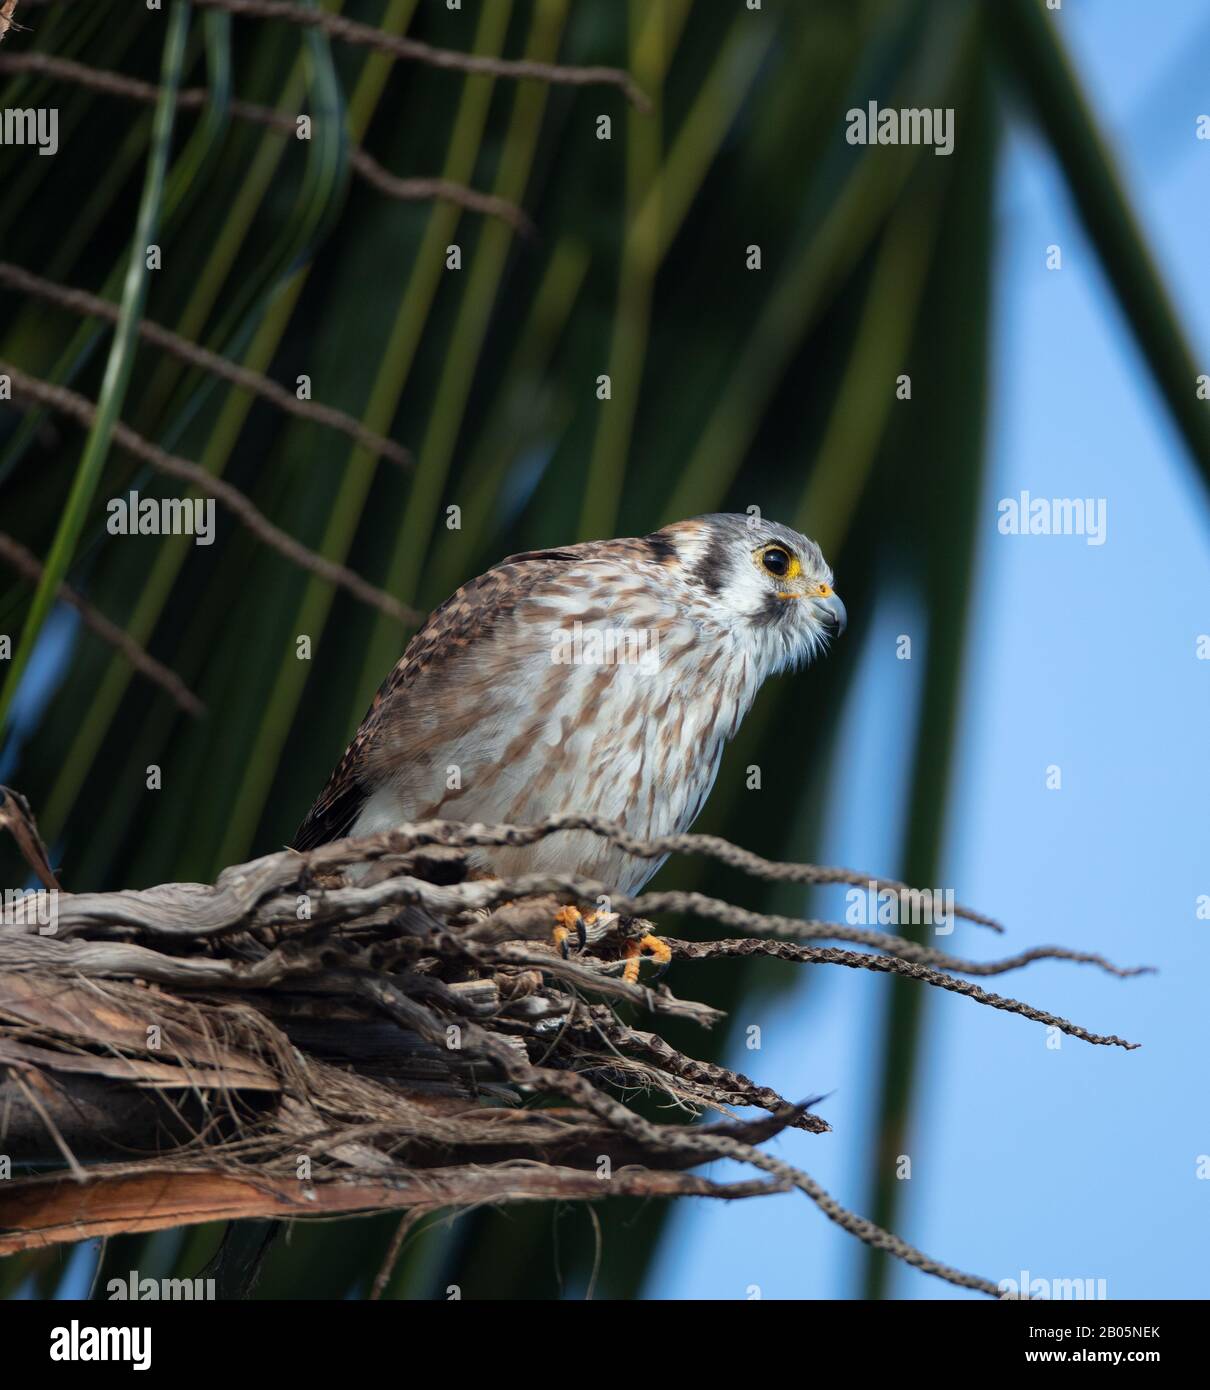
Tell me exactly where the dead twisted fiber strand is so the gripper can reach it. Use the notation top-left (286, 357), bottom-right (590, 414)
top-left (0, 261), bottom-right (411, 468)
top-left (573, 1052), bottom-right (755, 1130)
top-left (366, 814), bottom-right (1004, 930)
top-left (370, 1208), bottom-right (428, 1300)
top-left (620, 890), bottom-right (1144, 978)
top-left (478, 935), bottom-right (1138, 1049)
top-left (0, 54), bottom-right (533, 233)
top-left (190, 0), bottom-right (651, 111)
top-left (668, 939), bottom-right (1141, 1051)
top-left (347, 155), bottom-right (534, 236)
top-left (355, 973), bottom-right (1001, 1297)
top-left (0, 363), bottom-right (420, 625)
top-left (0, 531), bottom-right (205, 716)
top-left (578, 1014), bottom-right (831, 1134)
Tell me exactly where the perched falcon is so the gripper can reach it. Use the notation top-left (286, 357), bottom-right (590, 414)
top-left (294, 513), bottom-right (845, 976)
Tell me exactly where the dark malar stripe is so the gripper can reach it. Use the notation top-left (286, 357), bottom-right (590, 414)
top-left (760, 591), bottom-right (794, 625)
top-left (694, 526), bottom-right (732, 595)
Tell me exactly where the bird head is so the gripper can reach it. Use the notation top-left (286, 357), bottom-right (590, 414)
top-left (658, 513), bottom-right (846, 673)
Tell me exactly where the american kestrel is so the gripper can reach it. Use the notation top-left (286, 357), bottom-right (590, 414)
top-left (294, 513), bottom-right (845, 977)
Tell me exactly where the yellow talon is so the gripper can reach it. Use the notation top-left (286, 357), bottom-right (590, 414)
top-left (553, 910), bottom-right (669, 980)
top-left (552, 905), bottom-right (585, 958)
top-left (621, 932), bottom-right (672, 983)
top-left (553, 905), bottom-right (618, 955)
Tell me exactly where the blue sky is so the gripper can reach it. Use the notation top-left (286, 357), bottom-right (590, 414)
top-left (646, 0), bottom-right (1210, 1299)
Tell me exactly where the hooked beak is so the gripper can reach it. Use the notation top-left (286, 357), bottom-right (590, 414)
top-left (811, 588), bottom-right (847, 638)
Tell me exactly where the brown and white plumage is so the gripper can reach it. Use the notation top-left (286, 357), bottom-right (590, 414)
top-left (293, 514), bottom-right (844, 894)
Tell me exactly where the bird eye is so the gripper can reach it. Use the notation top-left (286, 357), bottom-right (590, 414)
top-left (761, 546), bottom-right (792, 577)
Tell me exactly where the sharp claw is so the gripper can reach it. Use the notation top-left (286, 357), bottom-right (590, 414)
top-left (553, 905), bottom-right (585, 958)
